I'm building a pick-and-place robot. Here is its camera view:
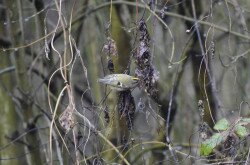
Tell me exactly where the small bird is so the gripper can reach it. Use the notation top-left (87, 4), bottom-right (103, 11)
top-left (98, 74), bottom-right (139, 91)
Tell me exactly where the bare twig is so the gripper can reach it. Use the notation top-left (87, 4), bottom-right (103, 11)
top-left (0, 66), bottom-right (15, 75)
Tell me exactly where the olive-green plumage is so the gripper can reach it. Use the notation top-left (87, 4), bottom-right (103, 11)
top-left (98, 74), bottom-right (139, 91)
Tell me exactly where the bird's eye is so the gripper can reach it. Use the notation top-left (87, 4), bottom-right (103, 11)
top-left (117, 81), bottom-right (121, 86)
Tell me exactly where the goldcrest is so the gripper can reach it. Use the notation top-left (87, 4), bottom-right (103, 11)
top-left (98, 74), bottom-right (139, 91)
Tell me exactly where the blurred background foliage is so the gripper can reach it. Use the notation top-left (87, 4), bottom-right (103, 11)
top-left (0, 0), bottom-right (250, 164)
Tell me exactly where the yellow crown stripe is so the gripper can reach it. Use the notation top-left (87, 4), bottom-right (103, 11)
top-left (132, 77), bottom-right (139, 80)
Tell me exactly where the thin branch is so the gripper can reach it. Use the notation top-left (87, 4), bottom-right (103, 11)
top-left (2, 1), bottom-right (250, 52)
top-left (0, 66), bottom-right (15, 75)
top-left (191, 0), bottom-right (221, 123)
top-left (74, 110), bottom-right (131, 165)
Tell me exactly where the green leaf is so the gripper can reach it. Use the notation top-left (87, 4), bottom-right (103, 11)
top-left (235, 125), bottom-right (248, 138)
top-left (213, 118), bottom-right (229, 131)
top-left (200, 133), bottom-right (224, 156)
